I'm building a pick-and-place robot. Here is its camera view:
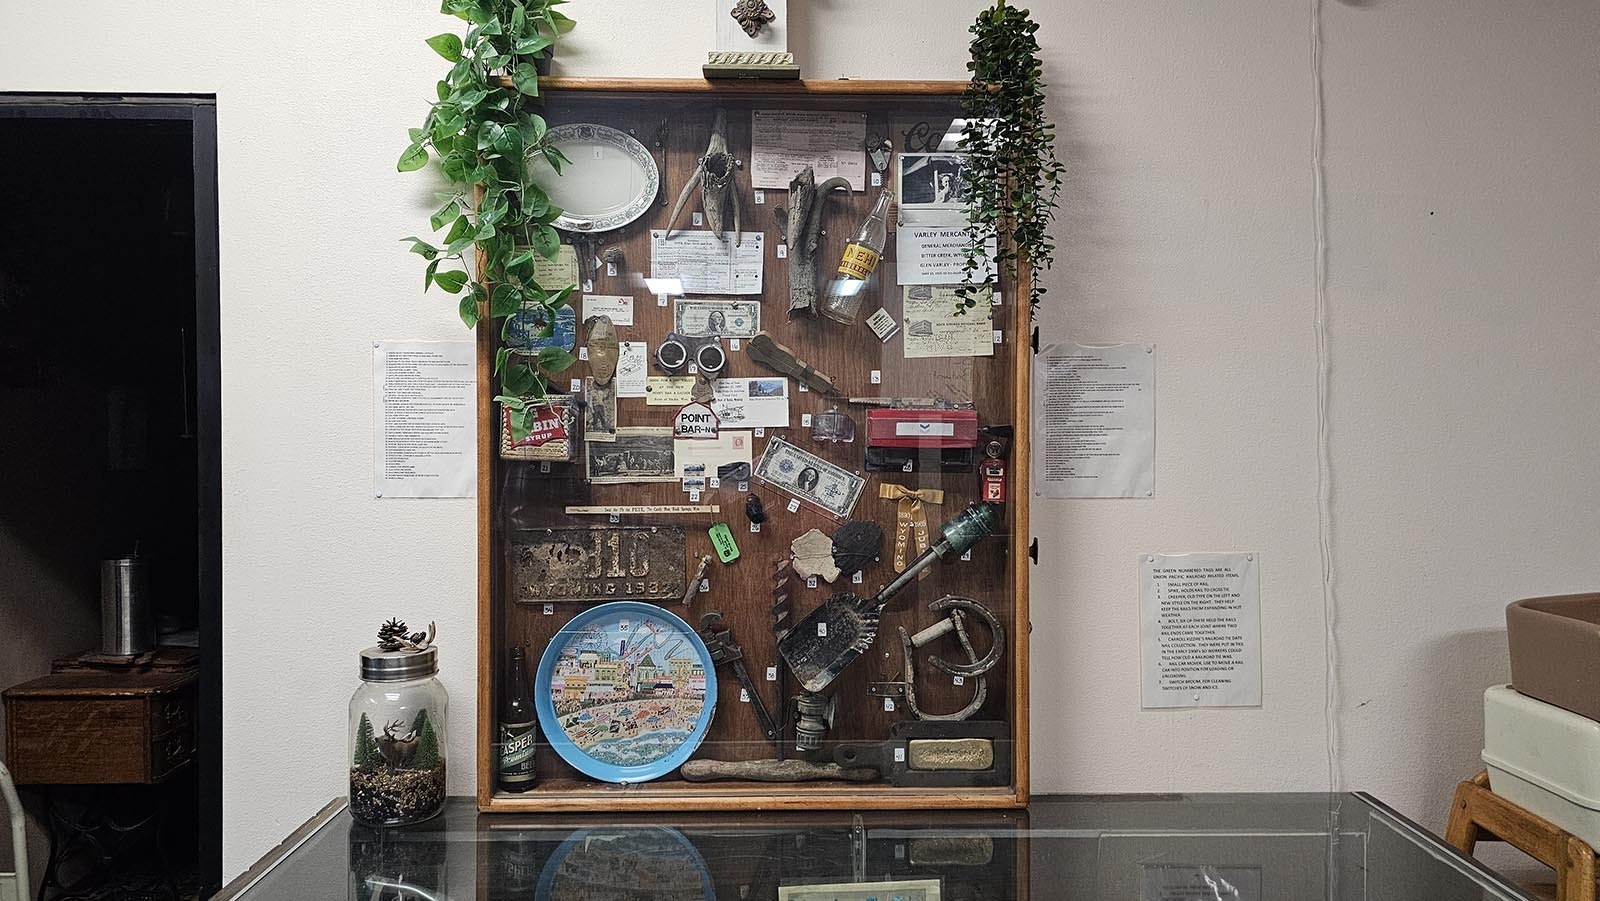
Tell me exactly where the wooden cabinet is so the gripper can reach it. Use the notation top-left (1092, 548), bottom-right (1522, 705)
top-left (4, 670), bottom-right (197, 785)
top-left (476, 78), bottom-right (1031, 812)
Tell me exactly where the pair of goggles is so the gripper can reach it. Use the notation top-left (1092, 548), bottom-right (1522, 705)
top-left (656, 333), bottom-right (726, 376)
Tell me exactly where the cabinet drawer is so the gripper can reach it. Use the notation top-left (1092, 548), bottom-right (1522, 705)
top-left (5, 697), bottom-right (148, 784)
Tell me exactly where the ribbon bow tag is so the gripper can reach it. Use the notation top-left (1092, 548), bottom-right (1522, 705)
top-left (879, 483), bottom-right (944, 576)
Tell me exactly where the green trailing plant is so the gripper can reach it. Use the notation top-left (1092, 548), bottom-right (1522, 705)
top-left (959, 0), bottom-right (1064, 315)
top-left (399, 0), bottom-right (577, 438)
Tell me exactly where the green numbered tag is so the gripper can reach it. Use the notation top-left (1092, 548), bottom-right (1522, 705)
top-left (708, 522), bottom-right (740, 563)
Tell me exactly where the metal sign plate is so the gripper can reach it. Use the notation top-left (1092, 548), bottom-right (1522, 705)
top-left (509, 527), bottom-right (686, 602)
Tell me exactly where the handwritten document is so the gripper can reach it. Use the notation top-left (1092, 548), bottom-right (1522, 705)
top-left (373, 340), bottom-right (476, 498)
top-left (533, 244), bottom-right (579, 291)
top-left (1034, 342), bottom-right (1155, 498)
top-left (750, 110), bottom-right (867, 191)
top-left (1139, 553), bottom-right (1261, 708)
top-left (650, 230), bottom-right (765, 295)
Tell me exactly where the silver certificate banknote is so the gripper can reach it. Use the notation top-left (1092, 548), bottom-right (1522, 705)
top-left (754, 437), bottom-right (865, 518)
top-left (674, 298), bottom-right (761, 338)
top-left (778, 879), bottom-right (941, 901)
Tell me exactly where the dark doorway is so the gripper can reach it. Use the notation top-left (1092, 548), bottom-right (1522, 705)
top-left (0, 94), bottom-right (221, 897)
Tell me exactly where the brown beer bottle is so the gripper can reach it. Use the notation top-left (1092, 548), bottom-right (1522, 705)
top-left (498, 646), bottom-right (538, 792)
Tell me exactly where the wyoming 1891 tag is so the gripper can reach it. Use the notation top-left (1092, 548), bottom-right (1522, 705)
top-left (508, 526), bottom-right (686, 602)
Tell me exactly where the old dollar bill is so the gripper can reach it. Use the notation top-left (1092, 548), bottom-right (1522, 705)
top-left (754, 437), bottom-right (865, 518)
top-left (674, 298), bottom-right (760, 338)
top-left (778, 879), bottom-right (940, 901)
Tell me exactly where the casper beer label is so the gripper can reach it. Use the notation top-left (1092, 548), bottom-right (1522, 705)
top-left (837, 243), bottom-right (880, 280)
top-left (499, 721), bottom-right (538, 784)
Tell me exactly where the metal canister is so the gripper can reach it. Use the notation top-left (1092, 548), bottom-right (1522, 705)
top-left (100, 556), bottom-right (154, 657)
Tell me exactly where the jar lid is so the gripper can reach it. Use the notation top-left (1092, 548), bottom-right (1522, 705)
top-left (359, 645), bottom-right (438, 682)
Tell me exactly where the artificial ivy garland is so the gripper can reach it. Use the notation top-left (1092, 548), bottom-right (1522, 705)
top-left (399, 0), bottom-right (577, 438)
top-left (960, 1), bottom-right (1065, 315)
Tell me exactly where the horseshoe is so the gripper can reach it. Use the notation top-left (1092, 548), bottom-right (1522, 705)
top-left (911, 595), bottom-right (1005, 678)
top-left (896, 595), bottom-right (1003, 722)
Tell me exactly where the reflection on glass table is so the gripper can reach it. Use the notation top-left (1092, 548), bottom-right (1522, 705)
top-left (216, 792), bottom-right (1534, 900)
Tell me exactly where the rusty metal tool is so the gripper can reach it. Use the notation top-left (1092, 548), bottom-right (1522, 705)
top-left (680, 554), bottom-right (713, 606)
top-left (700, 610), bottom-right (782, 755)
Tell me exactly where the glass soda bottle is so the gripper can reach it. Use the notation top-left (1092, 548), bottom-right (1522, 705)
top-left (820, 186), bottom-right (894, 324)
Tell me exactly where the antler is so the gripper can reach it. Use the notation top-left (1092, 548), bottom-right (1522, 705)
top-left (382, 719), bottom-right (404, 739)
top-left (393, 621), bottom-right (436, 653)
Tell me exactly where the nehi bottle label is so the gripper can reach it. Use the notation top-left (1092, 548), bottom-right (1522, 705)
top-left (837, 243), bottom-right (880, 280)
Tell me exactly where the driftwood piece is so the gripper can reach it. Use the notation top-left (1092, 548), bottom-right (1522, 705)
top-left (680, 758), bottom-right (879, 783)
top-left (665, 108), bottom-right (742, 245)
top-left (775, 167), bottom-right (849, 316)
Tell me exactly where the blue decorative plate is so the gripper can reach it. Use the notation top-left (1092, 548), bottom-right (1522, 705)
top-left (536, 827), bottom-right (711, 901)
top-left (535, 602), bottom-right (717, 783)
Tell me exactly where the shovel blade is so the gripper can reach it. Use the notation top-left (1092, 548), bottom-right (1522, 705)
top-left (778, 594), bottom-right (880, 693)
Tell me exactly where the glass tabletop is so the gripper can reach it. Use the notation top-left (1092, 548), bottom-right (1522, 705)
top-left (218, 792), bottom-right (1532, 900)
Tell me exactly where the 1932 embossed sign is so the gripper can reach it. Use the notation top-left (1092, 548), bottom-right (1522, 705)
top-left (509, 527), bottom-right (686, 602)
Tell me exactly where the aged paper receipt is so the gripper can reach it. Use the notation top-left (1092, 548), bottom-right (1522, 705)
top-left (1033, 342), bottom-right (1155, 498)
top-left (750, 110), bottom-right (867, 191)
top-left (650, 230), bottom-right (765, 295)
top-left (372, 340), bottom-right (476, 498)
top-left (902, 286), bottom-right (994, 358)
top-left (1139, 553), bottom-right (1261, 708)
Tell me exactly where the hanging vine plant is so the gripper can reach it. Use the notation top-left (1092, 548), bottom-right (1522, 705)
top-left (399, 0), bottom-right (577, 438)
top-left (959, 0), bottom-right (1064, 315)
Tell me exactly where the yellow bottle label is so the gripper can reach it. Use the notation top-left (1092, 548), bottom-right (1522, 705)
top-left (837, 243), bottom-right (880, 281)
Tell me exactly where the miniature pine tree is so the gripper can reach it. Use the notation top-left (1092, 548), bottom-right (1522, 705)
top-left (411, 716), bottom-right (441, 771)
top-left (354, 713), bottom-right (378, 769)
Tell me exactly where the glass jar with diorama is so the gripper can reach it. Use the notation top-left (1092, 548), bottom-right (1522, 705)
top-left (348, 619), bottom-right (448, 827)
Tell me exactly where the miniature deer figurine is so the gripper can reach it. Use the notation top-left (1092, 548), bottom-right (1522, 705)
top-left (375, 718), bottom-right (419, 769)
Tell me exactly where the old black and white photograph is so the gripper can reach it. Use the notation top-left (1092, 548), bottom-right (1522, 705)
top-left (898, 152), bottom-right (970, 209)
top-left (583, 377), bottom-right (618, 443)
top-left (585, 427), bottom-right (677, 484)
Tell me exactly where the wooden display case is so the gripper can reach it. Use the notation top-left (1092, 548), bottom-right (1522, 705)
top-left (476, 78), bottom-right (1032, 812)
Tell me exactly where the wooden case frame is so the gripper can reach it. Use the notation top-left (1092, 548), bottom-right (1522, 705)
top-left (476, 77), bottom-right (1031, 812)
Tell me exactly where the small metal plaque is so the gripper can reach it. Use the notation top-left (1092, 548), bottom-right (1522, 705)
top-left (509, 526), bottom-right (685, 602)
top-left (906, 738), bottom-right (994, 772)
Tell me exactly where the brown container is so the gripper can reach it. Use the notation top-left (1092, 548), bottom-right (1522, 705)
top-left (1506, 593), bottom-right (1600, 721)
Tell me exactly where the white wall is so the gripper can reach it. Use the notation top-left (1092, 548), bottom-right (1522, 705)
top-left (1, 0), bottom-right (1595, 882)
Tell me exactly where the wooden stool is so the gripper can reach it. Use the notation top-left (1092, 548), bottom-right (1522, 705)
top-left (1446, 771), bottom-right (1596, 901)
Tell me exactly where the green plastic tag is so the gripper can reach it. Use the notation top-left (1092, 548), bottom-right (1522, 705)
top-left (708, 522), bottom-right (740, 563)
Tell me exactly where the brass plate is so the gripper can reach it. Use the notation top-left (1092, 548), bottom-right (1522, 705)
top-left (509, 526), bottom-right (686, 602)
top-left (906, 737), bottom-right (994, 771)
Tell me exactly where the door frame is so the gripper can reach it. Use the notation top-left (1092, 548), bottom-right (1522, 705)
top-left (0, 93), bottom-right (222, 894)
